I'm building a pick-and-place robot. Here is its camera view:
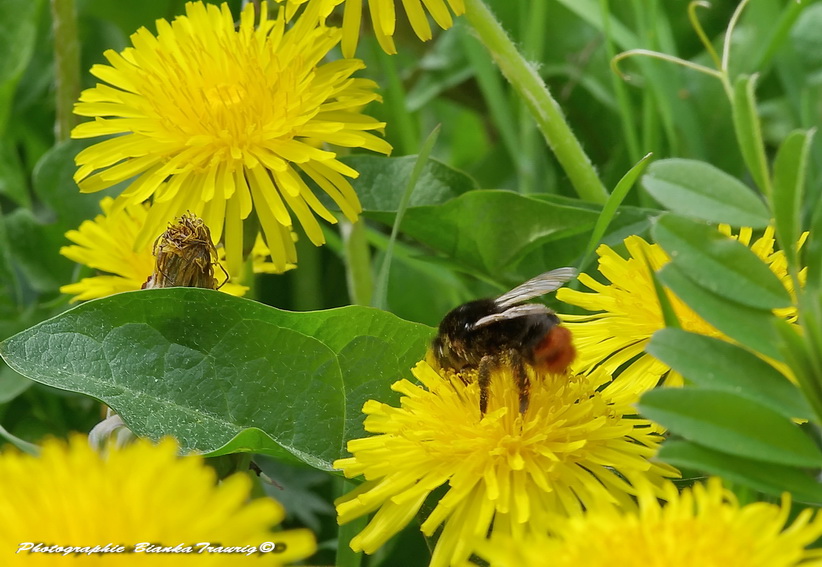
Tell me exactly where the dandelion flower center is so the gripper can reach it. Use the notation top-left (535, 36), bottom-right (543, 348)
top-left (334, 361), bottom-right (679, 567)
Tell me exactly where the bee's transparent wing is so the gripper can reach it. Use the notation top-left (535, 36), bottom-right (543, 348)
top-left (471, 303), bottom-right (554, 330)
top-left (495, 267), bottom-right (577, 309)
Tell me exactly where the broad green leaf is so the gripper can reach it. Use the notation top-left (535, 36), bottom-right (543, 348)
top-left (0, 289), bottom-right (434, 470)
top-left (772, 130), bottom-right (813, 272)
top-left (512, 197), bottom-right (658, 277)
top-left (653, 215), bottom-right (791, 310)
top-left (641, 158), bottom-right (770, 228)
top-left (373, 127), bottom-right (441, 310)
top-left (639, 388), bottom-right (822, 467)
top-left (658, 263), bottom-right (782, 361)
top-left (647, 329), bottom-right (812, 421)
top-left (659, 440), bottom-right (822, 505)
top-left (342, 155), bottom-right (477, 213)
top-left (368, 190), bottom-right (599, 278)
top-left (731, 75), bottom-right (771, 195)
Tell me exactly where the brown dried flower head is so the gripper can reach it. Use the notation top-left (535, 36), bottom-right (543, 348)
top-left (142, 213), bottom-right (224, 290)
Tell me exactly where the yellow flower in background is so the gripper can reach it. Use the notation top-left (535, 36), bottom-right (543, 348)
top-left (557, 226), bottom-right (801, 392)
top-left (339, 0), bottom-right (466, 56)
top-left (60, 197), bottom-right (282, 302)
top-left (0, 435), bottom-right (316, 566)
top-left (334, 361), bottom-right (678, 567)
top-left (725, 225), bottom-right (805, 321)
top-left (72, 1), bottom-right (391, 275)
top-left (474, 478), bottom-right (822, 567)
top-left (274, 0), bottom-right (466, 56)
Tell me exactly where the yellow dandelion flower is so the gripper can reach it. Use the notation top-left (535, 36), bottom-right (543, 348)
top-left (0, 435), bottom-right (316, 566)
top-left (60, 197), bottom-right (279, 302)
top-left (72, 1), bottom-right (391, 274)
top-left (334, 360), bottom-right (679, 567)
top-left (277, 0), bottom-right (466, 56)
top-left (341, 0), bottom-right (466, 57)
top-left (557, 226), bottom-right (802, 391)
top-left (474, 478), bottom-right (822, 567)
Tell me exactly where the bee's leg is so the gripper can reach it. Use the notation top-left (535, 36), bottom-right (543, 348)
top-left (478, 354), bottom-right (496, 415)
top-left (510, 349), bottom-right (530, 414)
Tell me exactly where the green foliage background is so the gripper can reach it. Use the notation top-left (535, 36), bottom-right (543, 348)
top-left (3, 0), bottom-right (822, 564)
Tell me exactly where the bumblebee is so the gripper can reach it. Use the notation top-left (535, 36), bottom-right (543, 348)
top-left (430, 267), bottom-right (577, 415)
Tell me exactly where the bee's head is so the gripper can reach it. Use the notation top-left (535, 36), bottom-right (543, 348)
top-left (430, 333), bottom-right (449, 362)
top-left (430, 299), bottom-right (498, 368)
top-left (430, 332), bottom-right (467, 370)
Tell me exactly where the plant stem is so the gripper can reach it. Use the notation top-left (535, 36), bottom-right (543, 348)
top-left (51, 0), bottom-right (81, 141)
top-left (291, 234), bottom-right (323, 310)
top-left (463, 0), bottom-right (608, 204)
top-left (335, 478), bottom-right (365, 567)
top-left (341, 219), bottom-right (373, 306)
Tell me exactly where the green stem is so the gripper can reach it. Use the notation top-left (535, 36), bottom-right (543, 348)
top-left (464, 0), bottom-right (608, 204)
top-left (51, 0), bottom-right (81, 141)
top-left (341, 219), bottom-right (373, 306)
top-left (291, 235), bottom-right (323, 310)
top-left (335, 478), bottom-right (365, 567)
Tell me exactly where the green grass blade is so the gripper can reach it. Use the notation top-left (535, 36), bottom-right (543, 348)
top-left (372, 126), bottom-right (441, 310)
